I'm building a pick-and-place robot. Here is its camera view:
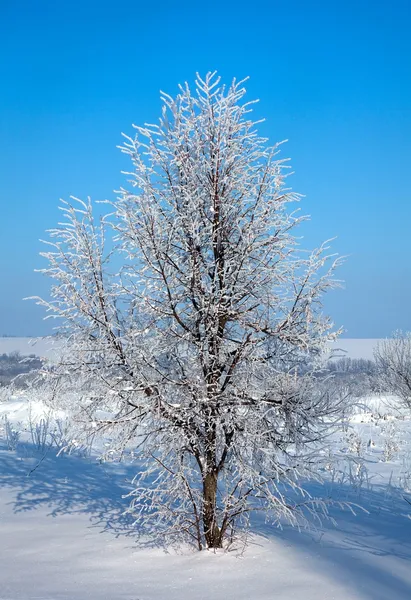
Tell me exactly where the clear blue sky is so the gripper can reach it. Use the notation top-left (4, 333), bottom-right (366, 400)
top-left (0, 0), bottom-right (410, 337)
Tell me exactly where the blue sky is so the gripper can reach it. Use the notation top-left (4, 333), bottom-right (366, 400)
top-left (0, 0), bottom-right (410, 337)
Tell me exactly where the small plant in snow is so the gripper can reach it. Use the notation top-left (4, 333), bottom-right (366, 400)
top-left (399, 453), bottom-right (411, 492)
top-left (29, 411), bottom-right (52, 453)
top-left (344, 431), bottom-right (365, 458)
top-left (381, 421), bottom-right (400, 462)
top-left (2, 415), bottom-right (21, 451)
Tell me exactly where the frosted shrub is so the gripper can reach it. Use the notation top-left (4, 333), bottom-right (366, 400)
top-left (375, 332), bottom-right (411, 409)
top-left (381, 421), bottom-right (400, 462)
top-left (29, 413), bottom-right (51, 453)
top-left (2, 416), bottom-right (21, 451)
top-left (345, 431), bottom-right (365, 458)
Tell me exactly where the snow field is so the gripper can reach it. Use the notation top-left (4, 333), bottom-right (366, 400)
top-left (0, 391), bottom-right (411, 599)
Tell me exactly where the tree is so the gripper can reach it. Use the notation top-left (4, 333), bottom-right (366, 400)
top-left (375, 331), bottom-right (411, 409)
top-left (33, 72), bottom-right (345, 550)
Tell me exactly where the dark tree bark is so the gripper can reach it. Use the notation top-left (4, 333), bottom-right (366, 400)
top-left (202, 469), bottom-right (223, 548)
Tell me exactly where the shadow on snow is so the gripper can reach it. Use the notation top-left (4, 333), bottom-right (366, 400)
top-left (0, 439), bottom-right (138, 539)
top-left (252, 478), bottom-right (411, 600)
top-left (1, 438), bottom-right (411, 599)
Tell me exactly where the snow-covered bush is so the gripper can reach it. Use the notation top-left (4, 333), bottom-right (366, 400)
top-left (2, 415), bottom-right (21, 450)
top-left (381, 421), bottom-right (400, 463)
top-left (375, 332), bottom-right (411, 409)
top-left (345, 431), bottom-right (365, 457)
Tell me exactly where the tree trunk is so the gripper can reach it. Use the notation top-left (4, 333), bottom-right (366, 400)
top-left (202, 470), bottom-right (222, 548)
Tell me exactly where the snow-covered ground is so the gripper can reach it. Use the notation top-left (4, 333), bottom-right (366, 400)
top-left (1, 392), bottom-right (411, 599)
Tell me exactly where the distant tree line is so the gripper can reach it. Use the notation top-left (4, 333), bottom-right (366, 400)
top-left (321, 356), bottom-right (378, 398)
top-left (327, 357), bottom-right (376, 375)
top-left (0, 351), bottom-right (43, 387)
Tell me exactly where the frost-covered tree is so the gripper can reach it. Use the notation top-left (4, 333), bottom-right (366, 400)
top-left (375, 332), bottom-right (411, 409)
top-left (33, 73), bottom-right (346, 549)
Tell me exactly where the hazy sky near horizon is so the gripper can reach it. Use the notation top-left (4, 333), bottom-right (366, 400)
top-left (1, 0), bottom-right (410, 337)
